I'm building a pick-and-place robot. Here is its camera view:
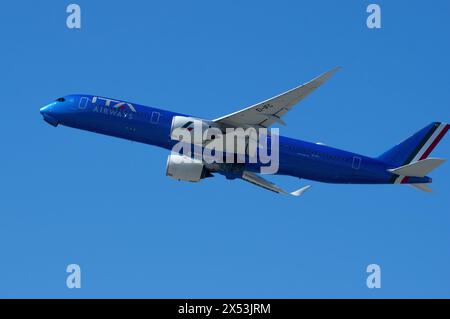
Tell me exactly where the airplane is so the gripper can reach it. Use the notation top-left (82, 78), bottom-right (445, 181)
top-left (40, 67), bottom-right (449, 196)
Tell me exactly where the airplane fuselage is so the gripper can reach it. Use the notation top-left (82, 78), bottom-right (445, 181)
top-left (40, 94), bottom-right (431, 185)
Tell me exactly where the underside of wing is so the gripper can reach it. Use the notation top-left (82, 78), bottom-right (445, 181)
top-left (214, 67), bottom-right (340, 129)
top-left (241, 171), bottom-right (311, 197)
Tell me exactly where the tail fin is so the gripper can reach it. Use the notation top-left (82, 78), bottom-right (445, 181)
top-left (378, 122), bottom-right (449, 167)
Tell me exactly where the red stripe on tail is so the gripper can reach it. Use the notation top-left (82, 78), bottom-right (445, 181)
top-left (419, 124), bottom-right (449, 160)
top-left (400, 124), bottom-right (448, 184)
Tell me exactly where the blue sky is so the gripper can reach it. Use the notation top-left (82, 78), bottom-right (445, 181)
top-left (0, 0), bottom-right (449, 298)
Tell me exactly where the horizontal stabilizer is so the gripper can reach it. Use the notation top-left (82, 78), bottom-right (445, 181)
top-left (388, 158), bottom-right (446, 177)
top-left (410, 183), bottom-right (432, 192)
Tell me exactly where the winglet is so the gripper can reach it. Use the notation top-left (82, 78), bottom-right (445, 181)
top-left (290, 185), bottom-right (312, 197)
top-left (313, 66), bottom-right (342, 85)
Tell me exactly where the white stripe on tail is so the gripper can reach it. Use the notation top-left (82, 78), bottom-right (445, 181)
top-left (393, 123), bottom-right (448, 184)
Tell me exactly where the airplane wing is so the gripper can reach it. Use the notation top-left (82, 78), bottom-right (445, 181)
top-left (214, 67), bottom-right (340, 129)
top-left (241, 171), bottom-right (311, 197)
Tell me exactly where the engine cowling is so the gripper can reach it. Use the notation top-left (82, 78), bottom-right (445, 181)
top-left (170, 116), bottom-right (221, 145)
top-left (166, 154), bottom-right (206, 182)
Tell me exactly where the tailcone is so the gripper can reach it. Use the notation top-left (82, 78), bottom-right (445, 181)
top-left (402, 176), bottom-right (432, 184)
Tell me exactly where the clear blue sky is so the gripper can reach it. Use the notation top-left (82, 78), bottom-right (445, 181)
top-left (0, 1), bottom-right (449, 298)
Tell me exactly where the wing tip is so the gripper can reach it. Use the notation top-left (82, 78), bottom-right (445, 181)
top-left (327, 66), bottom-right (342, 76)
top-left (331, 65), bottom-right (342, 72)
top-left (313, 66), bottom-right (342, 84)
top-left (290, 185), bottom-right (311, 197)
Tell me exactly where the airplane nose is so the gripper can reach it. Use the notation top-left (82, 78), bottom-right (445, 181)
top-left (40, 104), bottom-right (59, 127)
top-left (40, 105), bottom-right (49, 115)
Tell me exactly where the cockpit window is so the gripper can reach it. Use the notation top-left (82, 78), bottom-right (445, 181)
top-left (56, 97), bottom-right (65, 102)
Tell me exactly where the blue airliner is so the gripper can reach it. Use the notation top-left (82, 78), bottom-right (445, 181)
top-left (40, 68), bottom-right (448, 196)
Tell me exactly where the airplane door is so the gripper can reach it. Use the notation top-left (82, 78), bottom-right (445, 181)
top-left (79, 96), bottom-right (89, 109)
top-left (352, 156), bottom-right (361, 170)
top-left (150, 111), bottom-right (160, 124)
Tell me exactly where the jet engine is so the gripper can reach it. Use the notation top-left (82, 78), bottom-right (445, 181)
top-left (166, 154), bottom-right (210, 182)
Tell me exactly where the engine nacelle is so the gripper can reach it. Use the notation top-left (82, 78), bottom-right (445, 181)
top-left (170, 116), bottom-right (221, 145)
top-left (166, 154), bottom-right (206, 182)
